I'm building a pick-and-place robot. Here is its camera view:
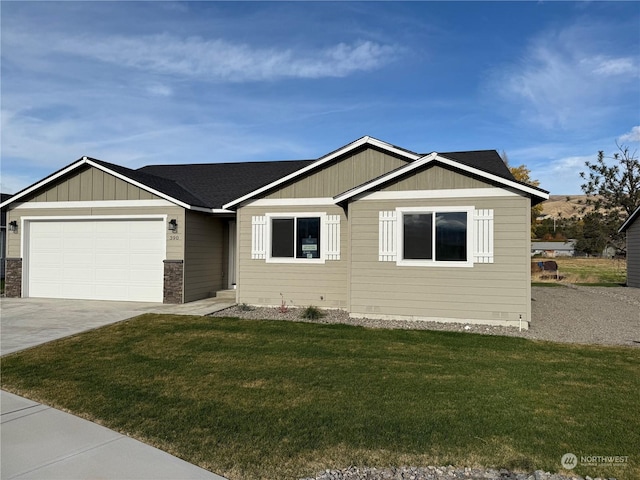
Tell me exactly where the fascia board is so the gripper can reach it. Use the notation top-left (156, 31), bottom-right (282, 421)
top-left (0, 158), bottom-right (87, 209)
top-left (333, 153), bottom-right (550, 204)
top-left (223, 136), bottom-right (421, 210)
top-left (84, 159), bottom-right (196, 210)
top-left (619, 205), bottom-right (640, 233)
top-left (0, 157), bottom-right (214, 213)
top-left (333, 153), bottom-right (438, 203)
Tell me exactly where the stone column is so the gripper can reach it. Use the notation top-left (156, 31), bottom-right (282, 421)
top-left (5, 258), bottom-right (22, 298)
top-left (163, 260), bottom-right (184, 304)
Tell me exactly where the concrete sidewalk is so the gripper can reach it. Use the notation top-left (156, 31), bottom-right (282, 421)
top-left (1, 391), bottom-right (227, 480)
top-left (1, 296), bottom-right (234, 480)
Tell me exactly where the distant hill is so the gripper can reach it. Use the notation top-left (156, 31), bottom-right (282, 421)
top-left (539, 195), bottom-right (596, 219)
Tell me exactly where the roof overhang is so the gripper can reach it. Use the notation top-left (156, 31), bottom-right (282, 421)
top-left (332, 152), bottom-right (549, 205)
top-left (0, 156), bottom-right (219, 213)
top-left (619, 205), bottom-right (640, 233)
top-left (222, 136), bottom-right (421, 210)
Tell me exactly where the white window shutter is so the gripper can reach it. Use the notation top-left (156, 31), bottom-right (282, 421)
top-left (473, 209), bottom-right (494, 263)
top-left (379, 211), bottom-right (398, 261)
top-left (325, 215), bottom-right (341, 260)
top-left (251, 215), bottom-right (267, 259)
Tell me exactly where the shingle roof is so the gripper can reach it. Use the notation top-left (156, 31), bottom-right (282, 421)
top-left (89, 159), bottom-right (211, 208)
top-left (438, 150), bottom-right (516, 181)
top-left (138, 160), bottom-right (314, 209)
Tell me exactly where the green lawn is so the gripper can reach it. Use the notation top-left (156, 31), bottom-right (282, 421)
top-left (1, 314), bottom-right (638, 480)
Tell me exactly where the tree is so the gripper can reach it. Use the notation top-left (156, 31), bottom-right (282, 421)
top-left (580, 143), bottom-right (640, 216)
top-left (501, 151), bottom-right (543, 237)
top-left (579, 143), bottom-right (640, 252)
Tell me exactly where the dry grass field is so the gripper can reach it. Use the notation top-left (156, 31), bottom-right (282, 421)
top-left (532, 256), bottom-right (627, 284)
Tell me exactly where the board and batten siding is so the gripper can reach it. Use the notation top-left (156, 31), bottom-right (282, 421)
top-left (183, 211), bottom-right (226, 302)
top-left (31, 166), bottom-right (160, 202)
top-left (265, 147), bottom-right (408, 199)
top-left (348, 195), bottom-right (532, 326)
top-left (237, 204), bottom-right (348, 308)
top-left (627, 219), bottom-right (640, 288)
top-left (381, 164), bottom-right (493, 191)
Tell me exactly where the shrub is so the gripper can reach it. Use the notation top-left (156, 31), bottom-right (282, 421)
top-left (238, 303), bottom-right (253, 311)
top-left (301, 305), bottom-right (325, 320)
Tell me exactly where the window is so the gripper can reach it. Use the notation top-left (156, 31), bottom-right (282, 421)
top-left (403, 211), bottom-right (467, 262)
top-left (270, 216), bottom-right (321, 259)
top-left (379, 207), bottom-right (493, 265)
top-left (397, 207), bottom-right (472, 267)
top-left (252, 213), bottom-right (340, 263)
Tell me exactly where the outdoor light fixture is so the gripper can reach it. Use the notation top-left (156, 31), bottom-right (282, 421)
top-left (168, 219), bottom-right (178, 232)
top-left (8, 220), bottom-right (18, 233)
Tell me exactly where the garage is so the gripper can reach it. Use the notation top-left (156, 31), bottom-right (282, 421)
top-left (25, 217), bottom-right (165, 302)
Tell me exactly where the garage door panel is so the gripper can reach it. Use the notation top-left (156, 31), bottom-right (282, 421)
top-left (28, 219), bottom-right (165, 302)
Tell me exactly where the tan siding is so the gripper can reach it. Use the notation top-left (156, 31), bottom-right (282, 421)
top-left (5, 205), bottom-right (185, 260)
top-left (627, 220), bottom-right (640, 288)
top-left (92, 170), bottom-right (104, 201)
top-left (237, 204), bottom-right (348, 308)
top-left (69, 175), bottom-right (81, 201)
top-left (183, 211), bottom-right (226, 302)
top-left (382, 165), bottom-right (492, 191)
top-left (348, 195), bottom-right (532, 325)
top-left (264, 147), bottom-right (408, 199)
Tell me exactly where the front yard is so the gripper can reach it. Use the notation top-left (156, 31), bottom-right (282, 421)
top-left (1, 314), bottom-right (638, 480)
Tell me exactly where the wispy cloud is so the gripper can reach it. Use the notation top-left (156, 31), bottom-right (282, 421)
top-left (619, 126), bottom-right (640, 143)
top-left (487, 21), bottom-right (639, 130)
top-left (5, 30), bottom-right (399, 82)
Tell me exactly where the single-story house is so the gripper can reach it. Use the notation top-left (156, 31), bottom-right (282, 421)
top-left (619, 205), bottom-right (640, 288)
top-left (0, 193), bottom-right (12, 278)
top-left (0, 136), bottom-right (548, 328)
top-left (531, 240), bottom-right (576, 257)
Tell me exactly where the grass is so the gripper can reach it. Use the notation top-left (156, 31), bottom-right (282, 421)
top-left (2, 315), bottom-right (639, 480)
top-left (532, 257), bottom-right (627, 284)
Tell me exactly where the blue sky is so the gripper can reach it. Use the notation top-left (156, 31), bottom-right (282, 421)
top-left (1, 1), bottom-right (639, 196)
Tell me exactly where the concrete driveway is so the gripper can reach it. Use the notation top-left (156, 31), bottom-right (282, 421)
top-left (0, 297), bottom-right (164, 356)
top-left (1, 296), bottom-right (230, 480)
top-left (0, 296), bottom-right (234, 356)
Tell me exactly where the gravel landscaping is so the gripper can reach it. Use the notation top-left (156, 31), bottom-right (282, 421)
top-left (211, 285), bottom-right (640, 347)
top-left (301, 466), bottom-right (612, 480)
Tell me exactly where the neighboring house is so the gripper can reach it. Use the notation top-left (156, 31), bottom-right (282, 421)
top-left (1, 193), bottom-right (12, 279)
top-left (619, 206), bottom-right (640, 288)
top-left (531, 240), bottom-right (575, 257)
top-left (0, 136), bottom-right (548, 328)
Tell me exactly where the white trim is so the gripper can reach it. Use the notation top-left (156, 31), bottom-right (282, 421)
top-left (223, 136), bottom-right (420, 210)
top-left (265, 212), bottom-right (328, 264)
top-left (348, 312), bottom-right (529, 330)
top-left (13, 199), bottom-right (175, 210)
top-left (83, 159), bottom-right (195, 210)
top-left (619, 205), bottom-right (640, 233)
top-left (357, 188), bottom-right (520, 201)
top-left (396, 206), bottom-right (474, 268)
top-left (0, 157), bottom-right (217, 213)
top-left (0, 159), bottom-right (87, 209)
top-left (333, 153), bottom-right (549, 204)
top-left (245, 197), bottom-right (335, 207)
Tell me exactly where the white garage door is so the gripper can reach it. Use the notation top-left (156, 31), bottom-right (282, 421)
top-left (27, 218), bottom-right (165, 302)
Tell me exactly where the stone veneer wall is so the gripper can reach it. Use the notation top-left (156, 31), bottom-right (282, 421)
top-left (4, 258), bottom-right (22, 298)
top-left (163, 260), bottom-right (184, 304)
